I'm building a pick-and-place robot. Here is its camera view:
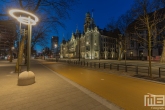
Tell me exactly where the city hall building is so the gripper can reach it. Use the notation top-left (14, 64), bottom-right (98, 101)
top-left (60, 12), bottom-right (120, 59)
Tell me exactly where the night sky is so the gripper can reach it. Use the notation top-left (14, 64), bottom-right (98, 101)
top-left (36, 0), bottom-right (134, 52)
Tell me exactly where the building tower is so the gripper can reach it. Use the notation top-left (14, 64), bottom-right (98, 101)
top-left (84, 12), bottom-right (92, 32)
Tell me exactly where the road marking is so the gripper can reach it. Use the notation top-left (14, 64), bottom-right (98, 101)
top-left (101, 79), bottom-right (104, 80)
top-left (10, 71), bottom-right (14, 74)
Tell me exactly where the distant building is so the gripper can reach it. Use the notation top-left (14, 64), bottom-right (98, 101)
top-left (126, 7), bottom-right (165, 60)
top-left (51, 36), bottom-right (59, 54)
top-left (0, 20), bottom-right (16, 58)
top-left (60, 12), bottom-right (120, 59)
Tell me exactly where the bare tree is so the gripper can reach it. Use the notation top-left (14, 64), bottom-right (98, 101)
top-left (106, 17), bottom-right (117, 31)
top-left (0, 0), bottom-right (78, 72)
top-left (114, 10), bottom-right (135, 61)
top-left (31, 23), bottom-right (51, 50)
top-left (127, 0), bottom-right (165, 77)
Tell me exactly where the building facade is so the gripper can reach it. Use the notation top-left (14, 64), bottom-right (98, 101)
top-left (126, 8), bottom-right (165, 60)
top-left (0, 20), bottom-right (16, 59)
top-left (60, 12), bottom-right (120, 59)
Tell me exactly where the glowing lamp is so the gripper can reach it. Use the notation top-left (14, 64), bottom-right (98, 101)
top-left (9, 9), bottom-right (38, 25)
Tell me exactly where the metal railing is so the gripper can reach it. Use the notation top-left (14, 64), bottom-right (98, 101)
top-left (46, 59), bottom-right (164, 78)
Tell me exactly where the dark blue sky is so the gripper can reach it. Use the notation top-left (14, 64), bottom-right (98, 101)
top-left (37, 0), bottom-right (134, 52)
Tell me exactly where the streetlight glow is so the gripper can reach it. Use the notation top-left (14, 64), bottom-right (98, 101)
top-left (9, 9), bottom-right (39, 25)
top-left (9, 9), bottom-right (39, 85)
top-left (54, 44), bottom-right (57, 48)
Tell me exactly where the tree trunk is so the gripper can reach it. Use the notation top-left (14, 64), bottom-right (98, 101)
top-left (118, 48), bottom-right (122, 61)
top-left (160, 40), bottom-right (165, 63)
top-left (147, 25), bottom-right (152, 77)
top-left (15, 35), bottom-right (26, 73)
top-left (148, 35), bottom-right (152, 77)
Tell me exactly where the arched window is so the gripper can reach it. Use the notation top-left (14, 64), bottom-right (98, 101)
top-left (86, 53), bottom-right (89, 57)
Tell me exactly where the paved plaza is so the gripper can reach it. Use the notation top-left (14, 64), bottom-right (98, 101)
top-left (1, 59), bottom-right (165, 110)
top-left (0, 59), bottom-right (120, 110)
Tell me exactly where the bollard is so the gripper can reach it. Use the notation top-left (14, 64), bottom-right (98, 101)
top-left (104, 63), bottom-right (105, 69)
top-left (148, 67), bottom-right (149, 76)
top-left (125, 65), bottom-right (127, 72)
top-left (110, 64), bottom-right (111, 70)
top-left (159, 67), bottom-right (161, 78)
top-left (99, 63), bottom-right (100, 68)
top-left (136, 66), bottom-right (138, 75)
top-left (117, 64), bottom-right (119, 71)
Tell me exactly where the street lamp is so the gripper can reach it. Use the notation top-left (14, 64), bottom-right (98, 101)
top-left (54, 44), bottom-right (57, 61)
top-left (9, 9), bottom-right (38, 86)
top-left (43, 49), bottom-right (45, 60)
top-left (141, 52), bottom-right (144, 61)
top-left (9, 46), bottom-right (15, 62)
top-left (124, 50), bottom-right (126, 65)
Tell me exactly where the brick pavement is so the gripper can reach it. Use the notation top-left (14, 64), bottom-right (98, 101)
top-left (0, 59), bottom-right (122, 110)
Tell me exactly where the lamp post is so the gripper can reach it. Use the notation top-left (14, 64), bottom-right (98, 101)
top-left (54, 44), bottom-right (57, 61)
top-left (141, 52), bottom-right (144, 61)
top-left (9, 9), bottom-right (39, 86)
top-left (124, 50), bottom-right (126, 65)
top-left (79, 35), bottom-right (80, 61)
top-left (124, 35), bottom-right (127, 65)
top-left (43, 49), bottom-right (45, 60)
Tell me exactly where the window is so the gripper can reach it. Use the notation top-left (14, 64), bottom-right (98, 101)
top-left (95, 53), bottom-right (97, 56)
top-left (86, 53), bottom-right (89, 57)
top-left (86, 46), bottom-right (90, 51)
top-left (131, 41), bottom-right (134, 47)
top-left (94, 40), bottom-right (96, 45)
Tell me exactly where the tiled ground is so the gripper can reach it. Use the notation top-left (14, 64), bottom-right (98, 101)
top-left (0, 60), bottom-right (117, 110)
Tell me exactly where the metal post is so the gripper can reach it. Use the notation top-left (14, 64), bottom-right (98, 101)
top-left (125, 52), bottom-right (126, 65)
top-left (18, 21), bottom-right (21, 76)
top-left (136, 66), bottom-right (138, 75)
top-left (125, 65), bottom-right (127, 72)
top-left (124, 35), bottom-right (127, 66)
top-left (148, 66), bottom-right (149, 76)
top-left (27, 21), bottom-right (32, 72)
top-left (110, 63), bottom-right (111, 70)
top-left (159, 67), bottom-right (161, 78)
top-left (79, 35), bottom-right (80, 61)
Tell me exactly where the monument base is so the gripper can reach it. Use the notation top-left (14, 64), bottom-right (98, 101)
top-left (18, 71), bottom-right (35, 86)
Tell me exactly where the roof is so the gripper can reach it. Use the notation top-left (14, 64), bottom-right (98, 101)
top-left (99, 28), bottom-right (121, 38)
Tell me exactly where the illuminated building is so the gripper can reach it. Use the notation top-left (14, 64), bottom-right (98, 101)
top-left (60, 12), bottom-right (120, 59)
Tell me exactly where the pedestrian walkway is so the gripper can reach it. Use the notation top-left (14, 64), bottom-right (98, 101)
top-left (0, 59), bottom-right (121, 110)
